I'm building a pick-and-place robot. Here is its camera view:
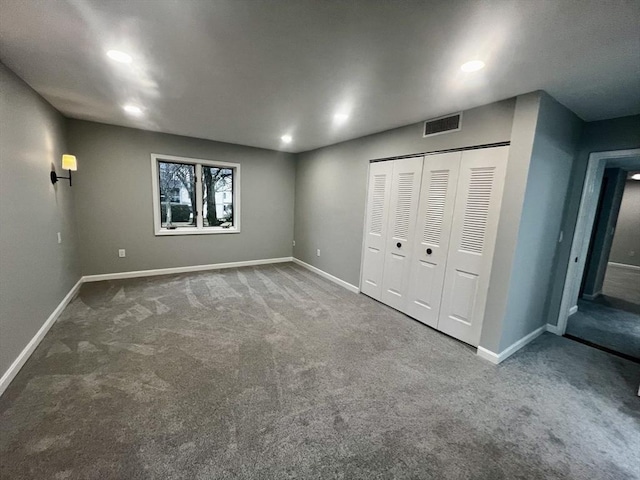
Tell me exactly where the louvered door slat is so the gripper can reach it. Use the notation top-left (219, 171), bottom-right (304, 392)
top-left (369, 174), bottom-right (387, 235)
top-left (422, 170), bottom-right (450, 245)
top-left (393, 172), bottom-right (416, 240)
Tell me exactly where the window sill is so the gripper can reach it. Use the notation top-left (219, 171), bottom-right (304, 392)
top-left (155, 227), bottom-right (241, 236)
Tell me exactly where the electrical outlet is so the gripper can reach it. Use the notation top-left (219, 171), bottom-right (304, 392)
top-left (316, 249), bottom-right (321, 257)
top-left (630, 250), bottom-right (636, 257)
top-left (118, 249), bottom-right (126, 258)
top-left (293, 240), bottom-right (296, 247)
top-left (57, 232), bottom-right (62, 244)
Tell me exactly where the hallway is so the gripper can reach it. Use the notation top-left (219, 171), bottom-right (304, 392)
top-left (567, 299), bottom-right (640, 361)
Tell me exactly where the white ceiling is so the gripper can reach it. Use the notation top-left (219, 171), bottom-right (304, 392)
top-left (1, 0), bottom-right (639, 153)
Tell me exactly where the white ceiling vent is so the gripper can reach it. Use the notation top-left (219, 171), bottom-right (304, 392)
top-left (423, 113), bottom-right (462, 138)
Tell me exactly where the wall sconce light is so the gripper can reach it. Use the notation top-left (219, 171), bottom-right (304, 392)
top-left (51, 154), bottom-right (78, 186)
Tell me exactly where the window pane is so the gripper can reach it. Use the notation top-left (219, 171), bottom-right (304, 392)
top-left (158, 161), bottom-right (196, 228)
top-left (202, 166), bottom-right (234, 227)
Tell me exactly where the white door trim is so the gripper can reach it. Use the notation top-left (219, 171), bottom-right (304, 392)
top-left (555, 148), bottom-right (640, 335)
top-left (358, 161), bottom-right (372, 293)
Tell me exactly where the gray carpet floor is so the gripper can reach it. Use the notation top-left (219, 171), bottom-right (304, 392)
top-left (590, 294), bottom-right (640, 316)
top-left (1, 263), bottom-right (639, 479)
top-left (567, 299), bottom-right (640, 359)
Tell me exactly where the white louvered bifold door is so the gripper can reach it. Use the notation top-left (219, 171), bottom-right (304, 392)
top-left (437, 146), bottom-right (508, 346)
top-left (360, 161), bottom-right (393, 300)
top-left (380, 157), bottom-right (424, 311)
top-left (405, 152), bottom-right (461, 328)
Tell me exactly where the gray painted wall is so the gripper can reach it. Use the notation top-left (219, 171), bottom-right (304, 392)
top-left (67, 120), bottom-right (295, 275)
top-left (293, 99), bottom-right (516, 287)
top-left (483, 93), bottom-right (582, 352)
top-left (609, 179), bottom-right (640, 267)
top-left (0, 64), bottom-right (81, 376)
top-left (480, 92), bottom-right (542, 352)
top-left (546, 115), bottom-right (640, 327)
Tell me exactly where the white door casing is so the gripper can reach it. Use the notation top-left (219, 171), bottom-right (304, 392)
top-left (406, 152), bottom-right (462, 328)
top-left (438, 146), bottom-right (509, 346)
top-left (360, 161), bottom-right (393, 300)
top-left (381, 157), bottom-right (424, 311)
top-left (555, 148), bottom-right (640, 335)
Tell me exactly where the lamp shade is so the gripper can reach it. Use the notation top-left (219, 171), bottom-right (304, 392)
top-left (62, 154), bottom-right (77, 171)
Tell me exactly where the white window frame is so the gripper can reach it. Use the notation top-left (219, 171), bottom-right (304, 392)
top-left (151, 153), bottom-right (241, 236)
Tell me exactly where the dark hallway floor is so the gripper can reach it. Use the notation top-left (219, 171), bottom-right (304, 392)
top-left (567, 299), bottom-right (640, 360)
top-left (1, 264), bottom-right (639, 479)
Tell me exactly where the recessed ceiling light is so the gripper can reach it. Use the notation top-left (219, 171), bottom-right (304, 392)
top-left (334, 113), bottom-right (349, 124)
top-left (281, 134), bottom-right (292, 144)
top-left (123, 104), bottom-right (143, 116)
top-left (632, 173), bottom-right (640, 180)
top-left (460, 60), bottom-right (485, 72)
top-left (107, 50), bottom-right (133, 64)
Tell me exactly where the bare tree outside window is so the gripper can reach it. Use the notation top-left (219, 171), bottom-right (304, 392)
top-left (203, 167), bottom-right (233, 227)
top-left (158, 162), bottom-right (196, 227)
top-left (152, 154), bottom-right (239, 235)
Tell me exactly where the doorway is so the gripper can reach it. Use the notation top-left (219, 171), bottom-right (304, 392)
top-left (556, 149), bottom-right (640, 361)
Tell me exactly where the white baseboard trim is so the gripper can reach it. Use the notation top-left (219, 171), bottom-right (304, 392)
top-left (546, 323), bottom-right (562, 335)
top-left (477, 324), bottom-right (547, 365)
top-left (608, 261), bottom-right (640, 273)
top-left (82, 257), bottom-right (294, 282)
top-left (568, 305), bottom-right (578, 316)
top-left (292, 258), bottom-right (360, 294)
top-left (582, 292), bottom-right (601, 301)
top-left (0, 278), bottom-right (83, 397)
top-left (476, 347), bottom-right (500, 364)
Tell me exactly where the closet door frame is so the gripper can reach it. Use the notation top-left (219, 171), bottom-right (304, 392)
top-left (360, 142), bottom-right (511, 346)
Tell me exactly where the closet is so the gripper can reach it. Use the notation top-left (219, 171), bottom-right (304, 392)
top-left (361, 145), bottom-right (508, 346)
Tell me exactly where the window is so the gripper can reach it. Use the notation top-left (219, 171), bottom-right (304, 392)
top-left (151, 154), bottom-right (240, 235)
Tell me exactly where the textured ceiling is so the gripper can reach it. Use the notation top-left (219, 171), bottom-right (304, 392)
top-left (1, 0), bottom-right (639, 153)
